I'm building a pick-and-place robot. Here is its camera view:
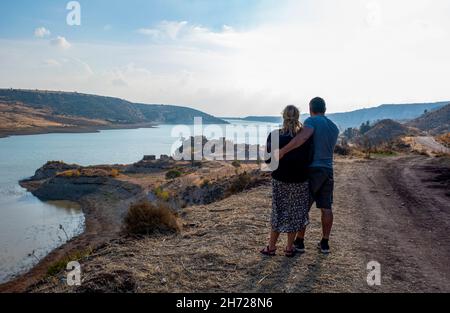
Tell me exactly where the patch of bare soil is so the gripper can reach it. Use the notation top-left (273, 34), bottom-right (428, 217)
top-left (344, 155), bottom-right (450, 292)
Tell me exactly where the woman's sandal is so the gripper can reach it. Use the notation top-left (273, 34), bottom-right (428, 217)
top-left (260, 246), bottom-right (277, 256)
top-left (284, 248), bottom-right (297, 258)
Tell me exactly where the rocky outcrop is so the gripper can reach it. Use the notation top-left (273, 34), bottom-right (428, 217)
top-left (124, 156), bottom-right (178, 174)
top-left (20, 162), bottom-right (144, 203)
top-left (26, 176), bottom-right (142, 202)
top-left (26, 161), bottom-right (80, 181)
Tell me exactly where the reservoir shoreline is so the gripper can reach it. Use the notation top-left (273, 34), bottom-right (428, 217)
top-left (0, 169), bottom-right (145, 292)
top-left (0, 123), bottom-right (159, 139)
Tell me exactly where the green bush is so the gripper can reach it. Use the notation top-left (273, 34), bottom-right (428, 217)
top-left (166, 170), bottom-right (182, 180)
top-left (46, 248), bottom-right (92, 277)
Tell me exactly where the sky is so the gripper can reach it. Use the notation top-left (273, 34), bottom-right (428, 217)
top-left (0, 0), bottom-right (449, 116)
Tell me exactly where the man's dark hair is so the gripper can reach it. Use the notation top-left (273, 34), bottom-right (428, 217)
top-left (309, 97), bottom-right (326, 114)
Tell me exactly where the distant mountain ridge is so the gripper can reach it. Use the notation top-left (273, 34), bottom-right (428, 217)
top-left (233, 101), bottom-right (449, 130)
top-left (0, 89), bottom-right (226, 125)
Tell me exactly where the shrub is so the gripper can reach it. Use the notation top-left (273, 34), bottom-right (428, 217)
top-left (334, 144), bottom-right (351, 156)
top-left (46, 248), bottom-right (92, 277)
top-left (166, 169), bottom-right (182, 180)
top-left (232, 160), bottom-right (241, 168)
top-left (227, 172), bottom-right (252, 195)
top-left (154, 186), bottom-right (171, 201)
top-left (371, 149), bottom-right (397, 157)
top-left (123, 201), bottom-right (180, 235)
top-left (201, 179), bottom-right (211, 188)
top-left (110, 169), bottom-right (120, 177)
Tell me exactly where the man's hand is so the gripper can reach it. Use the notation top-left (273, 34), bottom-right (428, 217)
top-left (279, 127), bottom-right (314, 158)
top-left (273, 149), bottom-right (281, 162)
top-left (275, 148), bottom-right (287, 161)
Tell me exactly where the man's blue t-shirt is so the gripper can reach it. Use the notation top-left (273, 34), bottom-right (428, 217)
top-left (304, 116), bottom-right (339, 169)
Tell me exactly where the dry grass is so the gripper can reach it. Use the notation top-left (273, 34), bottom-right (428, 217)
top-left (57, 168), bottom-right (120, 178)
top-left (33, 184), bottom-right (369, 293)
top-left (123, 201), bottom-right (181, 236)
top-left (436, 133), bottom-right (450, 148)
top-left (57, 169), bottom-right (82, 178)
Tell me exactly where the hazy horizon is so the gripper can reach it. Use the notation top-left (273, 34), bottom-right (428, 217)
top-left (1, 0), bottom-right (449, 116)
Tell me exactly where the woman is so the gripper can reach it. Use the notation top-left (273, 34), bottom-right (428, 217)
top-left (261, 105), bottom-right (313, 257)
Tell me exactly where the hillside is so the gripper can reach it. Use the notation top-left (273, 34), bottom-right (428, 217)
top-left (407, 103), bottom-right (450, 135)
top-left (362, 119), bottom-right (417, 145)
top-left (238, 102), bottom-right (449, 130)
top-left (0, 89), bottom-right (227, 137)
top-left (328, 102), bottom-right (448, 130)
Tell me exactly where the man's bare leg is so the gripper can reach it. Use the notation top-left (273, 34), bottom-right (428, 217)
top-left (321, 209), bottom-right (333, 239)
top-left (293, 228), bottom-right (307, 252)
top-left (296, 228), bottom-right (306, 240)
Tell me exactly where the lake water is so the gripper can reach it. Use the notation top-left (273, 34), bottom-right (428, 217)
top-left (0, 120), bottom-right (278, 283)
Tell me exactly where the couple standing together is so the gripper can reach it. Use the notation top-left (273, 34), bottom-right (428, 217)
top-left (262, 97), bottom-right (339, 257)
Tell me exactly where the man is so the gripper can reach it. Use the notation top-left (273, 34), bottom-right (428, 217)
top-left (278, 97), bottom-right (339, 254)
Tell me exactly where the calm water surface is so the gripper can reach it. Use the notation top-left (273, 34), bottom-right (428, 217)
top-left (0, 120), bottom-right (277, 283)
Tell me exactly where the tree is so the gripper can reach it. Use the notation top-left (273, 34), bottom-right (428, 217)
top-left (343, 127), bottom-right (357, 140)
top-left (359, 121), bottom-right (372, 135)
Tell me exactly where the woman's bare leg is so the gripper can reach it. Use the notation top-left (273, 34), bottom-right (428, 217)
top-left (286, 232), bottom-right (296, 250)
top-left (269, 231), bottom-right (280, 250)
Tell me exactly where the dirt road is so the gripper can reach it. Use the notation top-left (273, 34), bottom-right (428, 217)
top-left (8, 155), bottom-right (450, 293)
top-left (413, 136), bottom-right (450, 154)
top-left (337, 155), bottom-right (450, 292)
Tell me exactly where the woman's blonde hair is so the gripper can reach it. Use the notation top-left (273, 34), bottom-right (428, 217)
top-left (281, 105), bottom-right (302, 137)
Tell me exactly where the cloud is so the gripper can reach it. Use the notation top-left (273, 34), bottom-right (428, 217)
top-left (50, 36), bottom-right (71, 49)
top-left (34, 27), bottom-right (51, 38)
top-left (138, 20), bottom-right (188, 40)
top-left (2, 0), bottom-right (450, 116)
top-left (43, 59), bottom-right (61, 67)
top-left (111, 78), bottom-right (128, 87)
top-left (40, 57), bottom-right (93, 76)
top-left (137, 21), bottom-right (238, 48)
